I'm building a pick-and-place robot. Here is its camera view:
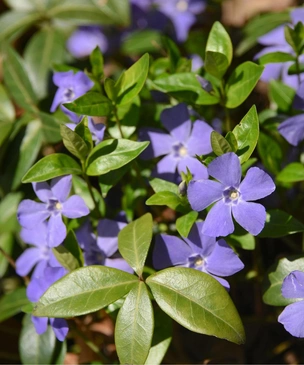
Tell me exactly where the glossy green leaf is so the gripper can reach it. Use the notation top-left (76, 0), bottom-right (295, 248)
top-left (225, 62), bottom-right (264, 108)
top-left (114, 53), bottom-right (149, 105)
top-left (118, 213), bottom-right (153, 276)
top-left (19, 314), bottom-right (66, 365)
top-left (258, 51), bottom-right (295, 65)
top-left (233, 105), bottom-right (259, 164)
top-left (3, 46), bottom-right (38, 112)
top-left (151, 73), bottom-right (219, 105)
top-left (75, 116), bottom-right (93, 151)
top-left (98, 162), bottom-right (131, 197)
top-left (0, 84), bottom-right (15, 122)
top-left (33, 266), bottom-right (138, 317)
top-left (211, 130), bottom-right (233, 156)
top-left (86, 139), bottom-right (149, 176)
top-left (259, 209), bottom-right (304, 238)
top-left (176, 211), bottom-right (198, 238)
top-left (276, 162), bottom-right (304, 183)
top-left (149, 178), bottom-right (178, 194)
top-left (0, 287), bottom-right (29, 323)
top-left (147, 267), bottom-right (245, 344)
top-left (12, 120), bottom-right (43, 189)
top-left (269, 80), bottom-right (295, 112)
top-left (225, 131), bottom-right (238, 152)
top-left (64, 92), bottom-right (112, 117)
top-left (227, 232), bottom-right (255, 250)
top-left (205, 51), bottom-right (229, 80)
top-left (146, 191), bottom-right (188, 213)
top-left (257, 132), bottom-right (282, 175)
top-left (60, 124), bottom-right (88, 161)
top-left (263, 257), bottom-right (304, 306)
top-left (22, 154), bottom-right (82, 183)
top-left (115, 282), bottom-right (154, 365)
top-left (0, 192), bottom-right (23, 234)
top-left (90, 46), bottom-right (104, 80)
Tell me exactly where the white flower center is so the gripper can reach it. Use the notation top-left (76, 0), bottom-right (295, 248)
top-left (179, 146), bottom-right (188, 156)
top-left (64, 88), bottom-right (75, 101)
top-left (176, 0), bottom-right (188, 11)
top-left (229, 190), bottom-right (239, 200)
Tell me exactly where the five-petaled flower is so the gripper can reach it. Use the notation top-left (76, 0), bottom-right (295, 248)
top-left (140, 103), bottom-right (213, 182)
top-left (153, 221), bottom-right (244, 289)
top-left (187, 152), bottom-right (275, 237)
top-left (278, 270), bottom-right (304, 337)
top-left (17, 175), bottom-right (90, 247)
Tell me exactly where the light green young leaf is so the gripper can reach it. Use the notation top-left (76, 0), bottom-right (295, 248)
top-left (0, 233), bottom-right (14, 276)
top-left (149, 178), bottom-right (178, 194)
top-left (176, 211), bottom-right (198, 238)
top-left (146, 191), bottom-right (188, 213)
top-left (64, 92), bottom-right (112, 117)
top-left (276, 162), bottom-right (304, 183)
top-left (33, 266), bottom-right (138, 317)
top-left (0, 192), bottom-right (23, 234)
top-left (90, 46), bottom-right (104, 80)
top-left (60, 124), bottom-right (89, 161)
top-left (115, 282), bottom-right (154, 365)
top-left (147, 267), bottom-right (245, 344)
top-left (205, 51), bottom-right (229, 80)
top-left (0, 84), bottom-right (15, 122)
top-left (257, 132), bottom-right (282, 175)
top-left (258, 51), bottom-right (295, 65)
top-left (118, 213), bottom-right (153, 276)
top-left (211, 130), bottom-right (233, 156)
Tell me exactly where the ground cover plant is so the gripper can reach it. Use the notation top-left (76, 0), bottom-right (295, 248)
top-left (1, 0), bottom-right (304, 363)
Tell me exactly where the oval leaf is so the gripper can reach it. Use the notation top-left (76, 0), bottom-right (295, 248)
top-left (60, 124), bottom-right (89, 161)
top-left (211, 130), bottom-right (233, 156)
top-left (64, 92), bottom-right (112, 117)
top-left (276, 162), bottom-right (304, 183)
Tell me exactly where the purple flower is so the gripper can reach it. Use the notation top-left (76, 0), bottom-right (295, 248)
top-left (76, 219), bottom-right (133, 273)
top-left (67, 26), bottom-right (108, 58)
top-left (187, 153), bottom-right (276, 237)
top-left (139, 103), bottom-right (213, 182)
top-left (278, 270), bottom-right (304, 337)
top-left (27, 266), bottom-right (68, 341)
top-left (16, 223), bottom-right (60, 277)
top-left (130, 2), bottom-right (169, 32)
top-left (153, 221), bottom-right (244, 289)
top-left (17, 175), bottom-right (90, 247)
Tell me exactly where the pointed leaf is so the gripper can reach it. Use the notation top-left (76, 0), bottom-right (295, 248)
top-left (176, 211), bottom-right (198, 238)
top-left (60, 124), bottom-right (89, 161)
top-left (211, 130), bottom-right (233, 156)
top-left (64, 92), bottom-right (112, 117)
top-left (0, 287), bottom-right (29, 323)
top-left (276, 163), bottom-right (304, 183)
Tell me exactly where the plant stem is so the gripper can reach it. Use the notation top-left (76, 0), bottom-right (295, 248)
top-left (114, 108), bottom-right (125, 139)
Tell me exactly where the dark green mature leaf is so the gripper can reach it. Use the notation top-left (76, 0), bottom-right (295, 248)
top-left (0, 121), bottom-right (13, 147)
top-left (259, 210), bottom-right (304, 238)
top-left (64, 92), bottom-right (112, 117)
top-left (33, 266), bottom-right (138, 317)
top-left (98, 162), bottom-right (131, 197)
top-left (263, 257), bottom-right (304, 306)
top-left (258, 52), bottom-right (295, 65)
top-left (284, 22), bottom-right (304, 55)
top-left (147, 268), bottom-right (245, 344)
top-left (257, 132), bottom-right (282, 175)
top-left (118, 213), bottom-right (153, 276)
top-left (205, 51), bottom-right (229, 80)
top-left (86, 139), bottom-right (149, 176)
top-left (162, 36), bottom-right (180, 73)
top-left (211, 131), bottom-right (233, 156)
top-left (3, 46), bottom-right (38, 112)
top-left (225, 131), bottom-right (238, 152)
top-left (225, 62), bottom-right (264, 108)
top-left (90, 46), bottom-right (104, 80)
top-left (288, 62), bottom-right (304, 75)
top-left (24, 27), bottom-right (68, 99)
top-left (0, 288), bottom-right (29, 322)
top-left (149, 178), bottom-right (178, 194)
top-left (60, 124), bottom-right (88, 161)
top-left (276, 163), bottom-right (304, 183)
top-left (0, 84), bottom-right (15, 122)
top-left (232, 105), bottom-right (259, 164)
top-left (176, 211), bottom-right (198, 238)
top-left (38, 112), bottom-right (62, 143)
top-left (75, 116), bottom-right (93, 151)
top-left (114, 53), bottom-right (149, 105)
top-left (0, 192), bottom-right (23, 234)
top-left (22, 154), bottom-right (82, 183)
top-left (104, 78), bottom-right (116, 100)
top-left (269, 80), bottom-right (295, 112)
top-left (19, 314), bottom-right (66, 365)
top-left (146, 191), bottom-right (188, 213)
top-left (115, 282), bottom-right (154, 365)
top-left (151, 73), bottom-right (219, 105)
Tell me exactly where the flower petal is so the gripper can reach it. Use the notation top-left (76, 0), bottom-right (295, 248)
top-left (32, 316), bottom-right (48, 335)
top-left (97, 219), bottom-right (126, 257)
top-left (202, 200), bottom-right (234, 237)
top-left (282, 271), bottom-right (304, 299)
top-left (156, 154), bottom-right (179, 174)
top-left (139, 128), bottom-right (174, 159)
top-left (32, 182), bottom-right (52, 203)
top-left (61, 195), bottom-right (90, 218)
top-left (177, 157), bottom-right (208, 180)
top-left (153, 234), bottom-right (191, 270)
top-left (161, 103), bottom-right (191, 142)
top-left (206, 239), bottom-right (244, 277)
top-left (278, 301), bottom-right (304, 338)
top-left (104, 257), bottom-right (133, 274)
top-left (47, 214), bottom-right (66, 247)
top-left (208, 152), bottom-right (241, 187)
top-left (88, 118), bottom-right (105, 144)
top-left (183, 221), bottom-right (215, 257)
top-left (187, 120), bottom-right (213, 156)
top-left (50, 318), bottom-right (69, 342)
top-left (20, 223), bottom-right (47, 246)
top-left (258, 25), bottom-right (285, 46)
top-left (51, 175), bottom-right (72, 202)
top-left (187, 180), bottom-right (222, 211)
top-left (291, 7), bottom-right (304, 24)
top-left (17, 200), bottom-right (49, 229)
top-left (15, 248), bottom-right (42, 276)
top-left (278, 114), bottom-right (304, 146)
top-left (239, 167), bottom-right (275, 201)
top-left (232, 201), bottom-right (266, 236)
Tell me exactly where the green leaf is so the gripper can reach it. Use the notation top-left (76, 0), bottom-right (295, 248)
top-left (38, 112), bottom-right (62, 143)
top-left (225, 62), bottom-right (264, 108)
top-left (232, 105), bottom-right (259, 164)
top-left (98, 163), bottom-right (131, 197)
top-left (115, 282), bottom-right (154, 365)
top-left (0, 121), bottom-right (13, 147)
top-left (258, 51), bottom-right (295, 65)
top-left (151, 73), bottom-right (219, 105)
top-left (259, 209), bottom-right (304, 238)
top-left (22, 154), bottom-right (82, 183)
top-left (114, 53), bottom-right (149, 105)
top-left (24, 27), bottom-right (68, 99)
top-left (104, 78), bottom-right (116, 100)
top-left (64, 92), bottom-right (112, 117)
top-left (284, 23), bottom-right (304, 55)
top-left (122, 30), bottom-right (162, 55)
top-left (118, 213), bottom-right (153, 276)
top-left (60, 124), bottom-right (89, 161)
top-left (0, 233), bottom-right (13, 276)
top-left (276, 162), bottom-right (304, 183)
top-left (146, 191), bottom-right (188, 213)
top-left (147, 267), bottom-right (245, 344)
top-left (205, 51), bottom-right (229, 80)
top-left (3, 46), bottom-right (38, 112)
top-left (19, 314), bottom-right (66, 365)
top-left (227, 232), bottom-right (255, 250)
top-left (75, 116), bottom-right (93, 151)
top-left (287, 62), bottom-right (304, 75)
top-left (149, 178), bottom-right (178, 194)
top-left (12, 120), bottom-right (43, 189)
top-left (257, 132), bottom-right (282, 175)
top-left (33, 266), bottom-right (138, 317)
top-left (176, 211), bottom-right (198, 238)
top-left (0, 192), bottom-right (23, 233)
top-left (162, 36), bottom-right (180, 73)
top-left (0, 287), bottom-right (29, 323)
top-left (86, 139), bottom-right (149, 176)
top-left (0, 84), bottom-right (15, 122)
top-left (211, 130), bottom-right (233, 156)
top-left (90, 46), bottom-right (104, 80)
top-left (263, 257), bottom-right (304, 306)
top-left (225, 131), bottom-right (238, 152)
top-left (269, 80), bottom-right (295, 112)
top-left (91, 0), bottom-right (130, 26)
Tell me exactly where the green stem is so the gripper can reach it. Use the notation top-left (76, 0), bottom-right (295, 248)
top-left (114, 108), bottom-right (125, 139)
